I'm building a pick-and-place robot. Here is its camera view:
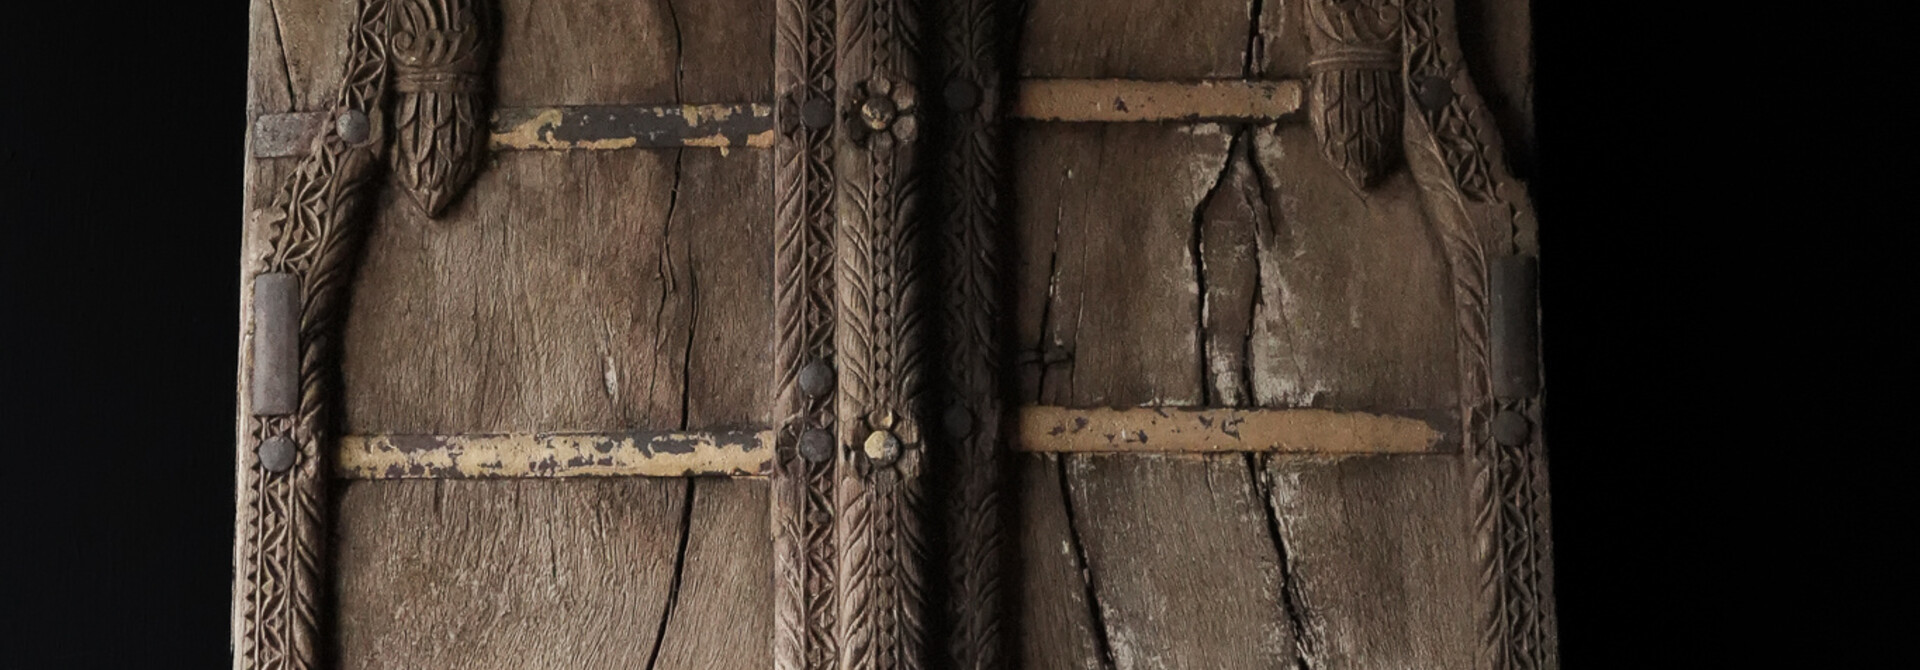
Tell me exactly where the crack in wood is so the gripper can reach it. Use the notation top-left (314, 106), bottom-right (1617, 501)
top-left (1249, 453), bottom-right (1318, 670)
top-left (645, 479), bottom-right (699, 670)
top-left (1054, 456), bottom-right (1117, 670)
top-left (265, 0), bottom-right (297, 110)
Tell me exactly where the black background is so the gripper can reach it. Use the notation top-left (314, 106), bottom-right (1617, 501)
top-left (0, 3), bottom-right (1841, 667)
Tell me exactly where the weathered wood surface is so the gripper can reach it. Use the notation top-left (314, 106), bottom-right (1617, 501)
top-left (1262, 455), bottom-right (1479, 669)
top-left (332, 479), bottom-right (688, 669)
top-left (241, 0), bottom-right (774, 666)
top-left (1007, 0), bottom-right (1484, 667)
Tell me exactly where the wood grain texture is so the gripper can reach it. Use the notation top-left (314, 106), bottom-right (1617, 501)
top-left (242, 1), bottom-right (777, 667)
top-left (1246, 123), bottom-right (1458, 410)
top-left (651, 479), bottom-right (777, 670)
top-left (1009, 117), bottom-right (1300, 669)
top-left (1011, 454), bottom-right (1104, 670)
top-left (1009, 122), bottom-right (1230, 407)
top-left (1066, 455), bottom-right (1297, 669)
top-left (1261, 455), bottom-right (1478, 669)
top-left (332, 478), bottom-right (688, 670)
top-left (1018, 0), bottom-right (1254, 78)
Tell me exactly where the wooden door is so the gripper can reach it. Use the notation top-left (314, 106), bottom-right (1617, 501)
top-left (231, 0), bottom-right (1552, 668)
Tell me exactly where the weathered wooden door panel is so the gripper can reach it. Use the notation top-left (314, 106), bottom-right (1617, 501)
top-left (235, 0), bottom-right (1551, 667)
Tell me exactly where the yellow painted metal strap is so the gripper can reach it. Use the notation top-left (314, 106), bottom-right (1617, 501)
top-left (335, 429), bottom-right (774, 479)
top-left (1011, 406), bottom-right (1454, 454)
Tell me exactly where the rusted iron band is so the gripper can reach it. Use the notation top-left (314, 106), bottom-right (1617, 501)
top-left (253, 103), bottom-right (777, 158)
top-left (335, 428), bottom-right (774, 479)
top-left (254, 80), bottom-right (1309, 157)
top-left (1012, 406), bottom-right (1455, 454)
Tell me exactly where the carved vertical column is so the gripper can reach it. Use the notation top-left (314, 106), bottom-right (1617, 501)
top-left (934, 0), bottom-right (1007, 666)
top-left (833, 0), bottom-right (930, 666)
top-left (772, 0), bottom-right (843, 665)
top-left (388, 0), bottom-right (492, 217)
top-left (236, 2), bottom-right (393, 669)
top-left (1402, 0), bottom-right (1557, 668)
top-left (1306, 0), bottom-right (1404, 189)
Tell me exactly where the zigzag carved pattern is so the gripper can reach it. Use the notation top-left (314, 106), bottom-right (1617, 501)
top-left (773, 0), bottom-right (839, 666)
top-left (1404, 0), bottom-right (1556, 667)
top-left (240, 1), bottom-right (393, 668)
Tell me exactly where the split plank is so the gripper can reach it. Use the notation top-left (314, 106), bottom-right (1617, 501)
top-left (650, 478), bottom-right (776, 670)
top-left (1260, 455), bottom-right (1479, 669)
top-left (1012, 454), bottom-right (1106, 670)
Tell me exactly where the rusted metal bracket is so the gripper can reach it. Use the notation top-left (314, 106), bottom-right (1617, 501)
top-left (1012, 406), bottom-right (1456, 454)
top-left (253, 80), bottom-right (1310, 158)
top-left (1490, 254), bottom-right (1541, 400)
top-left (334, 429), bottom-right (773, 479)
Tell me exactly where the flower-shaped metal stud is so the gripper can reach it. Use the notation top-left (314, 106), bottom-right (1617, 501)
top-left (846, 75), bottom-right (919, 146)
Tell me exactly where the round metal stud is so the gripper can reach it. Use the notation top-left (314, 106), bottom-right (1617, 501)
top-left (800, 97), bottom-right (835, 130)
top-left (861, 96), bottom-right (897, 130)
top-left (944, 79), bottom-right (980, 112)
top-left (1492, 410), bottom-right (1531, 447)
top-left (1416, 75), bottom-right (1455, 113)
top-left (863, 429), bottom-right (902, 466)
top-left (799, 428), bottom-right (835, 464)
top-left (257, 435), bottom-right (298, 473)
top-left (890, 115), bottom-right (918, 142)
top-left (944, 404), bottom-right (974, 440)
top-left (336, 109), bottom-right (371, 145)
top-left (798, 360), bottom-right (835, 397)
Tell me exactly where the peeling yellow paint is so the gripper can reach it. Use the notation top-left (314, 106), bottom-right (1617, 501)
top-left (336, 430), bottom-right (774, 479)
top-left (682, 131), bottom-right (734, 157)
top-left (746, 129), bottom-right (776, 148)
top-left (489, 108), bottom-right (566, 150)
top-left (1013, 406), bottom-right (1445, 454)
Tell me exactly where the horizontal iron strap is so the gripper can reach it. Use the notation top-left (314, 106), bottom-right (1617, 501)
top-left (335, 429), bottom-right (775, 479)
top-left (336, 405), bottom-right (1448, 480)
top-left (253, 80), bottom-right (1307, 158)
top-left (1012, 406), bottom-right (1457, 454)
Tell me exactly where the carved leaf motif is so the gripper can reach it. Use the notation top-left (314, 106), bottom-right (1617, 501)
top-left (1306, 0), bottom-right (1404, 190)
top-left (388, 0), bottom-right (490, 218)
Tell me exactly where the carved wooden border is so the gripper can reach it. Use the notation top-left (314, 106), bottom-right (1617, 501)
top-left (770, 0), bottom-right (842, 665)
top-left (933, 0), bottom-right (1007, 664)
top-left (1402, 0), bottom-right (1558, 668)
top-left (234, 2), bottom-right (490, 668)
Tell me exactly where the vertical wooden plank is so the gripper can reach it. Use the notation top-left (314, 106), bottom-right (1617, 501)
top-left (652, 479), bottom-right (776, 670)
top-left (332, 479), bottom-right (688, 670)
top-left (1261, 455), bottom-right (1478, 669)
top-left (1010, 118), bottom-right (1297, 668)
top-left (1245, 123), bottom-right (1458, 411)
top-left (1018, 0), bottom-right (1253, 79)
top-left (1066, 455), bottom-right (1296, 669)
top-left (1011, 454), bottom-right (1104, 670)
